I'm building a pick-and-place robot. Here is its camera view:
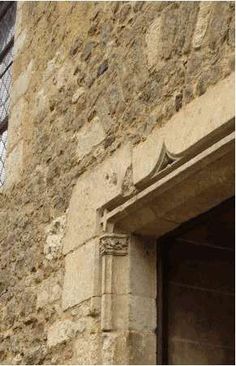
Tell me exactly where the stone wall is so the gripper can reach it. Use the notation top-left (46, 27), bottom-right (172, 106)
top-left (0, 1), bottom-right (234, 364)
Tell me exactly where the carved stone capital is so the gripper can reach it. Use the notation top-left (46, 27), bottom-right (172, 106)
top-left (99, 233), bottom-right (129, 256)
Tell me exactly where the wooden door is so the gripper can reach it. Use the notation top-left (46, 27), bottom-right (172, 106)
top-left (157, 197), bottom-right (235, 365)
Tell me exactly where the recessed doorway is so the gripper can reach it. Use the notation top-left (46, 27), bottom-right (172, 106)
top-left (157, 197), bottom-right (235, 365)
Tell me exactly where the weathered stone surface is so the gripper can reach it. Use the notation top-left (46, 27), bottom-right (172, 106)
top-left (97, 60), bottom-right (108, 77)
top-left (129, 295), bottom-right (156, 332)
top-left (129, 236), bottom-right (156, 299)
top-left (133, 72), bottom-right (235, 186)
top-left (0, 1), bottom-right (234, 364)
top-left (44, 214), bottom-right (66, 261)
top-left (74, 333), bottom-right (101, 364)
top-left (14, 2), bottom-right (24, 39)
top-left (33, 88), bottom-right (50, 122)
top-left (11, 61), bottom-right (33, 106)
top-left (5, 140), bottom-right (23, 188)
top-left (145, 17), bottom-right (161, 69)
top-left (165, 73), bottom-right (235, 155)
top-left (102, 332), bottom-right (128, 365)
top-left (110, 294), bottom-right (129, 330)
top-left (7, 98), bottom-right (26, 153)
top-left (62, 239), bottom-right (98, 310)
top-left (132, 130), bottom-right (164, 187)
top-left (36, 271), bottom-right (62, 309)
top-left (47, 319), bottom-right (75, 348)
top-left (76, 116), bottom-right (106, 160)
top-left (13, 30), bottom-right (27, 57)
top-left (63, 144), bottom-right (132, 254)
top-left (192, 3), bottom-right (212, 49)
top-left (128, 331), bottom-right (156, 365)
top-left (71, 87), bottom-right (85, 104)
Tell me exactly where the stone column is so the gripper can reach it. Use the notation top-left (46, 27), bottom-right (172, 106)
top-left (99, 233), bottom-right (129, 332)
top-left (99, 233), bottom-right (130, 364)
top-left (99, 233), bottom-right (157, 365)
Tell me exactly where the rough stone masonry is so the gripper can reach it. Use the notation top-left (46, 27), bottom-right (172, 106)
top-left (0, 1), bottom-right (234, 364)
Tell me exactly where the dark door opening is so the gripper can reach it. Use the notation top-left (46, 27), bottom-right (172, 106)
top-left (157, 197), bottom-right (235, 365)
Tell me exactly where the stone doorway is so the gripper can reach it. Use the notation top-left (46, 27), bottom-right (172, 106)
top-left (157, 197), bottom-right (235, 365)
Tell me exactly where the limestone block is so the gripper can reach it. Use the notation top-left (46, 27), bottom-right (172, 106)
top-left (128, 295), bottom-right (156, 332)
top-left (44, 214), bottom-right (66, 261)
top-left (76, 117), bottom-right (106, 160)
top-left (11, 61), bottom-right (33, 106)
top-left (43, 50), bottom-right (67, 82)
top-left (145, 17), bottom-right (161, 68)
top-left (193, 2), bottom-right (212, 49)
top-left (47, 319), bottom-right (75, 348)
top-left (36, 271), bottom-right (62, 309)
top-left (129, 236), bottom-right (156, 299)
top-left (127, 331), bottom-right (156, 365)
top-left (74, 333), bottom-right (101, 364)
top-left (7, 98), bottom-right (26, 152)
top-left (14, 2), bottom-right (24, 39)
top-left (101, 293), bottom-right (129, 331)
top-left (102, 330), bottom-right (156, 364)
top-left (132, 129), bottom-right (164, 186)
top-left (55, 61), bottom-right (74, 90)
top-left (5, 140), bottom-right (23, 188)
top-left (71, 87), bottom-right (85, 104)
top-left (102, 332), bottom-right (128, 365)
top-left (63, 144), bottom-right (132, 254)
top-left (133, 73), bottom-right (235, 186)
top-left (112, 256), bottom-right (129, 295)
top-left (111, 295), bottom-right (129, 330)
top-left (165, 72), bottom-right (235, 156)
top-left (115, 202), bottom-right (179, 238)
top-left (13, 30), bottom-right (27, 57)
top-left (33, 88), bottom-right (50, 122)
top-left (62, 239), bottom-right (98, 310)
top-left (73, 316), bottom-right (98, 335)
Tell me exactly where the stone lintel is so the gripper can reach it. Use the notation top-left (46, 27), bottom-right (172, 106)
top-left (105, 131), bottom-right (235, 237)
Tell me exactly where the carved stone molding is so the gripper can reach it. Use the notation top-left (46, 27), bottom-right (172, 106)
top-left (103, 131), bottom-right (235, 238)
top-left (99, 233), bottom-right (129, 332)
top-left (133, 73), bottom-right (235, 187)
top-left (99, 233), bottom-right (129, 257)
top-left (153, 143), bottom-right (180, 176)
